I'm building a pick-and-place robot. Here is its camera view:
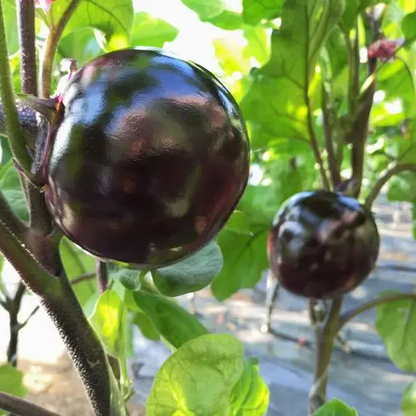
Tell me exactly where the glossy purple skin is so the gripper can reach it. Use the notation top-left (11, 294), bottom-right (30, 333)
top-left (267, 191), bottom-right (380, 299)
top-left (45, 49), bottom-right (250, 268)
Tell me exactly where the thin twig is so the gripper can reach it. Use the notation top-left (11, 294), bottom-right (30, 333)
top-left (338, 293), bottom-right (416, 331)
top-left (40, 0), bottom-right (81, 97)
top-left (365, 163), bottom-right (416, 209)
top-left (0, 391), bottom-right (60, 416)
top-left (71, 272), bottom-right (95, 286)
top-left (18, 305), bottom-right (40, 330)
top-left (7, 282), bottom-right (26, 366)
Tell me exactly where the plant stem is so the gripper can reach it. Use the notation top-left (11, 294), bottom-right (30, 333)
top-left (321, 82), bottom-right (340, 188)
top-left (0, 0), bottom-right (32, 171)
top-left (0, 391), bottom-right (60, 416)
top-left (40, 0), bottom-right (81, 97)
top-left (308, 297), bottom-right (343, 414)
top-left (365, 163), bottom-right (416, 209)
top-left (338, 293), bottom-right (416, 331)
top-left (18, 0), bottom-right (52, 234)
top-left (6, 282), bottom-right (26, 366)
top-left (96, 260), bottom-right (108, 293)
top-left (71, 272), bottom-right (95, 285)
top-left (17, 0), bottom-right (37, 96)
top-left (305, 91), bottom-right (330, 190)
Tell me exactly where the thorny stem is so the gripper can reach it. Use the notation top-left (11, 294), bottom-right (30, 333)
top-left (0, 0), bottom-right (32, 171)
top-left (308, 297), bottom-right (343, 414)
top-left (40, 0), bottom-right (81, 97)
top-left (0, 391), bottom-right (60, 416)
top-left (338, 293), bottom-right (416, 331)
top-left (365, 163), bottom-right (416, 209)
top-left (6, 282), bottom-right (26, 366)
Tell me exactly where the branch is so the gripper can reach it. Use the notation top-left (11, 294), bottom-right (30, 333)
top-left (0, 391), bottom-right (59, 416)
top-left (308, 297), bottom-right (343, 414)
top-left (96, 260), bottom-right (108, 293)
top-left (40, 0), bottom-right (81, 97)
top-left (321, 82), bottom-right (340, 188)
top-left (0, 0), bottom-right (32, 171)
top-left (71, 272), bottom-right (95, 286)
top-left (7, 282), bottom-right (26, 366)
top-left (365, 163), bottom-right (416, 209)
top-left (306, 89), bottom-right (330, 190)
top-left (17, 0), bottom-right (37, 96)
top-left (338, 293), bottom-right (416, 331)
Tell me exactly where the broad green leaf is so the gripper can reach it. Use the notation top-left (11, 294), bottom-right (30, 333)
top-left (130, 12), bottom-right (179, 47)
top-left (146, 333), bottom-right (245, 416)
top-left (60, 238), bottom-right (96, 307)
top-left (208, 11), bottom-right (245, 30)
top-left (2, 190), bottom-right (28, 222)
top-left (132, 310), bottom-right (160, 341)
top-left (180, 0), bottom-right (225, 20)
top-left (212, 211), bottom-right (269, 301)
top-left (340, 0), bottom-right (378, 33)
top-left (325, 27), bottom-right (348, 81)
top-left (230, 358), bottom-right (270, 415)
top-left (243, 0), bottom-right (283, 25)
top-left (386, 172), bottom-right (416, 203)
top-left (46, 0), bottom-right (134, 50)
top-left (0, 364), bottom-right (27, 416)
top-left (152, 241), bottom-right (223, 297)
top-left (241, 0), bottom-right (344, 143)
top-left (89, 290), bottom-right (127, 358)
top-left (402, 12), bottom-right (416, 43)
top-left (4, 0), bottom-right (18, 54)
top-left (58, 28), bottom-right (103, 65)
top-left (132, 290), bottom-right (208, 349)
top-left (402, 381), bottom-right (416, 416)
top-left (312, 399), bottom-right (358, 415)
top-left (107, 263), bottom-right (141, 291)
top-left (0, 160), bottom-right (21, 190)
top-left (375, 291), bottom-right (416, 372)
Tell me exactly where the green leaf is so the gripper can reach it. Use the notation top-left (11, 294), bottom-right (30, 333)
top-left (180, 0), bottom-right (225, 20)
top-left (60, 238), bottom-right (96, 307)
top-left (243, 0), bottom-right (283, 25)
top-left (0, 364), bottom-right (27, 416)
top-left (386, 172), bottom-right (416, 203)
top-left (131, 309), bottom-right (160, 341)
top-left (89, 289), bottom-right (127, 358)
top-left (375, 291), bottom-right (416, 372)
top-left (132, 290), bottom-right (208, 349)
top-left (151, 241), bottom-right (223, 297)
top-left (241, 0), bottom-right (344, 143)
top-left (108, 263), bottom-right (141, 291)
top-left (211, 211), bottom-right (269, 301)
top-left (2, 190), bottom-right (28, 222)
top-left (130, 12), bottom-right (179, 47)
top-left (402, 381), bottom-right (416, 416)
top-left (340, 0), bottom-right (378, 33)
top-left (312, 399), bottom-right (358, 415)
top-left (47, 0), bottom-right (134, 50)
top-left (230, 358), bottom-right (270, 415)
top-left (4, 0), bottom-right (19, 54)
top-left (58, 28), bottom-right (103, 65)
top-left (402, 11), bottom-right (416, 43)
top-left (208, 11), bottom-right (245, 30)
top-left (146, 333), bottom-right (245, 416)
